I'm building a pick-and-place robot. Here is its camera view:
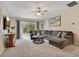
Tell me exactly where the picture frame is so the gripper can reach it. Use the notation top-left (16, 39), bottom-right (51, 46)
top-left (49, 15), bottom-right (61, 26)
top-left (3, 16), bottom-right (10, 30)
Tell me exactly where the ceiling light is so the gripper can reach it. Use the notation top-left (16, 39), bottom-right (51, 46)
top-left (31, 7), bottom-right (48, 16)
top-left (36, 12), bottom-right (42, 16)
top-left (7, 16), bottom-right (10, 21)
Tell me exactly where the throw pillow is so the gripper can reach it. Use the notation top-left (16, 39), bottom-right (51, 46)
top-left (61, 32), bottom-right (67, 38)
top-left (57, 32), bottom-right (62, 38)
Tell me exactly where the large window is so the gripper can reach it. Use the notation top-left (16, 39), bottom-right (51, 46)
top-left (20, 21), bottom-right (44, 39)
top-left (22, 22), bottom-right (35, 34)
top-left (20, 21), bottom-right (36, 38)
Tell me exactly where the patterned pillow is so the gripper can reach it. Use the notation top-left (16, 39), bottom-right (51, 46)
top-left (61, 32), bottom-right (67, 38)
top-left (57, 32), bottom-right (62, 38)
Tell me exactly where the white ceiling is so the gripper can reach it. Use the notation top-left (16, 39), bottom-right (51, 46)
top-left (3, 1), bottom-right (72, 20)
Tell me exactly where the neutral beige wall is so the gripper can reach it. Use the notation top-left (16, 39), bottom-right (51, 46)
top-left (0, 2), bottom-right (8, 54)
top-left (44, 5), bottom-right (79, 45)
top-left (0, 8), bottom-right (5, 55)
top-left (0, 31), bottom-right (5, 55)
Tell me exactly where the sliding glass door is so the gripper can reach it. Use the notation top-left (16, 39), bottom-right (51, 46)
top-left (19, 20), bottom-right (44, 39)
top-left (20, 21), bottom-right (36, 39)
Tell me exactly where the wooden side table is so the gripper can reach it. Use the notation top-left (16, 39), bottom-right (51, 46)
top-left (7, 32), bottom-right (15, 48)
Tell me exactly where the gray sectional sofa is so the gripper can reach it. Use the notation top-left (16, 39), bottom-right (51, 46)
top-left (30, 30), bottom-right (74, 49)
top-left (48, 31), bottom-right (74, 49)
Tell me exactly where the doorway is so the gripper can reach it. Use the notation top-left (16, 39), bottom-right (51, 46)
top-left (20, 21), bottom-right (36, 39)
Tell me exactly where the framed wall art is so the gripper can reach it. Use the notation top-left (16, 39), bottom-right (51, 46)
top-left (3, 16), bottom-right (10, 30)
top-left (49, 15), bottom-right (61, 26)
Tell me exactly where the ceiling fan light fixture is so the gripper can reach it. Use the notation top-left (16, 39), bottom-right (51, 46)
top-left (31, 7), bottom-right (48, 16)
top-left (36, 12), bottom-right (42, 16)
top-left (7, 16), bottom-right (10, 21)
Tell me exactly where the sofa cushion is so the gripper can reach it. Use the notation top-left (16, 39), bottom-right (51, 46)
top-left (52, 31), bottom-right (59, 36)
top-left (61, 32), bottom-right (67, 38)
top-left (49, 37), bottom-right (66, 43)
top-left (57, 32), bottom-right (62, 38)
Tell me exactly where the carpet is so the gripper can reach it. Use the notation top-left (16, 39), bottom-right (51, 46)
top-left (0, 39), bottom-right (76, 57)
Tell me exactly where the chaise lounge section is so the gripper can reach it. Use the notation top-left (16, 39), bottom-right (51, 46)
top-left (48, 31), bottom-right (74, 49)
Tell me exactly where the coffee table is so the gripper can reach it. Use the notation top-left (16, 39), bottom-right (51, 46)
top-left (32, 35), bottom-right (44, 44)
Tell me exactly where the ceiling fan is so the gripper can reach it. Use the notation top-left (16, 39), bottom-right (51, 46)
top-left (32, 7), bottom-right (48, 16)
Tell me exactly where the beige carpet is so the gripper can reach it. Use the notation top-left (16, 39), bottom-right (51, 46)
top-left (63, 45), bottom-right (79, 56)
top-left (0, 39), bottom-right (77, 57)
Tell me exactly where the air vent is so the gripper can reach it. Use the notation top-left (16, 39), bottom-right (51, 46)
top-left (67, 1), bottom-right (78, 7)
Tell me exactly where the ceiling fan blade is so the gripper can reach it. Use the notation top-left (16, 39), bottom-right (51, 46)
top-left (43, 10), bottom-right (48, 12)
top-left (42, 13), bottom-right (44, 15)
